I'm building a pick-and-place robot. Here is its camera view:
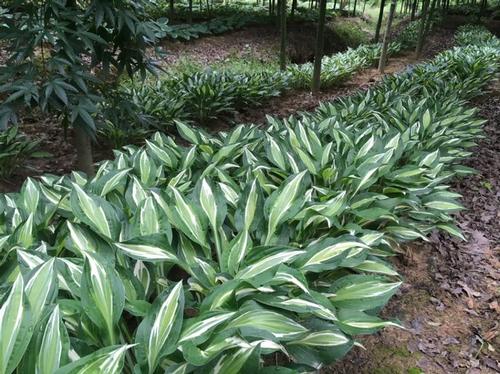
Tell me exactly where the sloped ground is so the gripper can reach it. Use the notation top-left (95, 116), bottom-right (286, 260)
top-left (158, 22), bottom-right (350, 66)
top-left (329, 85), bottom-right (500, 374)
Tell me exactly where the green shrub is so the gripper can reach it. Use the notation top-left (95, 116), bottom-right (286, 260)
top-left (0, 26), bottom-right (497, 374)
top-left (331, 20), bottom-right (370, 47)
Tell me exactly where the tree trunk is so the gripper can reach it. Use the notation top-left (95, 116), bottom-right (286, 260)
top-left (423, 0), bottom-right (437, 37)
top-left (170, 0), bottom-right (175, 18)
top-left (73, 125), bottom-right (94, 176)
top-left (292, 0), bottom-right (297, 15)
top-left (378, 0), bottom-right (397, 73)
top-left (333, 0), bottom-right (337, 10)
top-left (374, 0), bottom-right (386, 43)
top-left (410, 0), bottom-right (418, 20)
top-left (312, 0), bottom-right (327, 94)
top-left (353, 0), bottom-right (358, 15)
top-left (362, 0), bottom-right (367, 14)
top-left (480, 0), bottom-right (487, 17)
top-left (188, 0), bottom-right (193, 23)
top-left (415, 0), bottom-right (430, 58)
top-left (280, 0), bottom-right (287, 70)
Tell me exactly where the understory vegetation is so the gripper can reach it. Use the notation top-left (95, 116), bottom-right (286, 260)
top-left (105, 18), bottom-right (426, 147)
top-left (0, 25), bottom-right (498, 373)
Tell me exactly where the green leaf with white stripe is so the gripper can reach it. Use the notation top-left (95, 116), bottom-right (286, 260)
top-left (70, 183), bottom-right (120, 240)
top-left (235, 249), bottom-right (305, 280)
top-left (0, 274), bottom-right (33, 374)
top-left (166, 186), bottom-right (208, 249)
top-left (36, 305), bottom-right (70, 374)
top-left (289, 330), bottom-right (350, 347)
top-left (136, 282), bottom-right (184, 374)
top-left (227, 308), bottom-right (307, 340)
top-left (25, 258), bottom-right (57, 324)
top-left (330, 276), bottom-right (401, 311)
top-left (80, 252), bottom-right (125, 345)
top-left (55, 344), bottom-right (134, 374)
top-left (264, 171), bottom-right (308, 244)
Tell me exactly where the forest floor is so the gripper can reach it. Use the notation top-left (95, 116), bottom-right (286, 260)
top-left (1, 18), bottom-right (499, 373)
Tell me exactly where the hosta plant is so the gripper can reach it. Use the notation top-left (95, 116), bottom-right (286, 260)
top-left (0, 26), bottom-right (497, 374)
top-left (0, 126), bottom-right (46, 178)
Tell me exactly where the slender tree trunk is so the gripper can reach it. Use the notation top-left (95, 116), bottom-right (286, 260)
top-left (415, 0), bottom-right (430, 58)
top-left (362, 0), bottom-right (367, 14)
top-left (170, 0), bottom-right (175, 18)
top-left (280, 0), bottom-right (287, 69)
top-left (73, 125), bottom-right (94, 176)
top-left (188, 0), bottom-right (193, 23)
top-left (410, 0), bottom-right (418, 20)
top-left (292, 0), bottom-right (297, 15)
top-left (480, 0), bottom-right (487, 17)
top-left (333, 0), bottom-right (337, 9)
top-left (312, 0), bottom-right (327, 93)
top-left (423, 0), bottom-right (437, 37)
top-left (353, 0), bottom-right (358, 15)
top-left (379, 0), bottom-right (397, 73)
top-left (374, 0), bottom-right (386, 42)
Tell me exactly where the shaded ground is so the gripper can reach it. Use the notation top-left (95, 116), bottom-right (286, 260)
top-left (158, 22), bottom-right (350, 66)
top-left (328, 84), bottom-right (500, 374)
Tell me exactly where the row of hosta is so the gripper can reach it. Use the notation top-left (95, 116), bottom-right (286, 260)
top-left (0, 26), bottom-right (498, 374)
top-left (287, 18), bottom-right (425, 88)
top-left (152, 13), bottom-right (254, 41)
top-left (106, 18), bottom-right (423, 143)
top-left (103, 69), bottom-right (290, 146)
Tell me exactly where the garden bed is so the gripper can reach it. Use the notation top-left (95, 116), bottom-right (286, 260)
top-left (0, 26), bottom-right (454, 194)
top-left (330, 85), bottom-right (500, 373)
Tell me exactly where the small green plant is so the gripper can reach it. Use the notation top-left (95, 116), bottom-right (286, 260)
top-left (0, 126), bottom-right (45, 178)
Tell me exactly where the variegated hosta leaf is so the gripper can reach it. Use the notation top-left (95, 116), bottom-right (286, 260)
top-left (289, 330), bottom-right (350, 347)
top-left (337, 309), bottom-right (402, 335)
top-left (234, 179), bottom-right (262, 232)
top-left (212, 345), bottom-right (259, 374)
top-left (115, 235), bottom-right (178, 263)
top-left (296, 237), bottom-right (369, 272)
top-left (227, 308), bottom-right (308, 340)
top-left (165, 187), bottom-right (208, 250)
top-left (54, 344), bottom-right (134, 374)
top-left (136, 282), bottom-right (184, 373)
top-left (179, 312), bottom-right (236, 346)
top-left (330, 275), bottom-right (401, 311)
top-left (70, 184), bottom-right (120, 240)
top-left (235, 249), bottom-right (306, 281)
top-left (80, 252), bottom-right (125, 344)
top-left (36, 305), bottom-right (70, 374)
top-left (25, 258), bottom-right (57, 324)
top-left (264, 171), bottom-right (308, 244)
top-left (0, 275), bottom-right (32, 374)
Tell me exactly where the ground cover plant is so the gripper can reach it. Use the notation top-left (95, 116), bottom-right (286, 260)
top-left (287, 17), bottom-right (431, 88)
top-left (107, 17), bottom-right (423, 143)
top-left (0, 126), bottom-right (47, 179)
top-left (0, 25), bottom-right (497, 373)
